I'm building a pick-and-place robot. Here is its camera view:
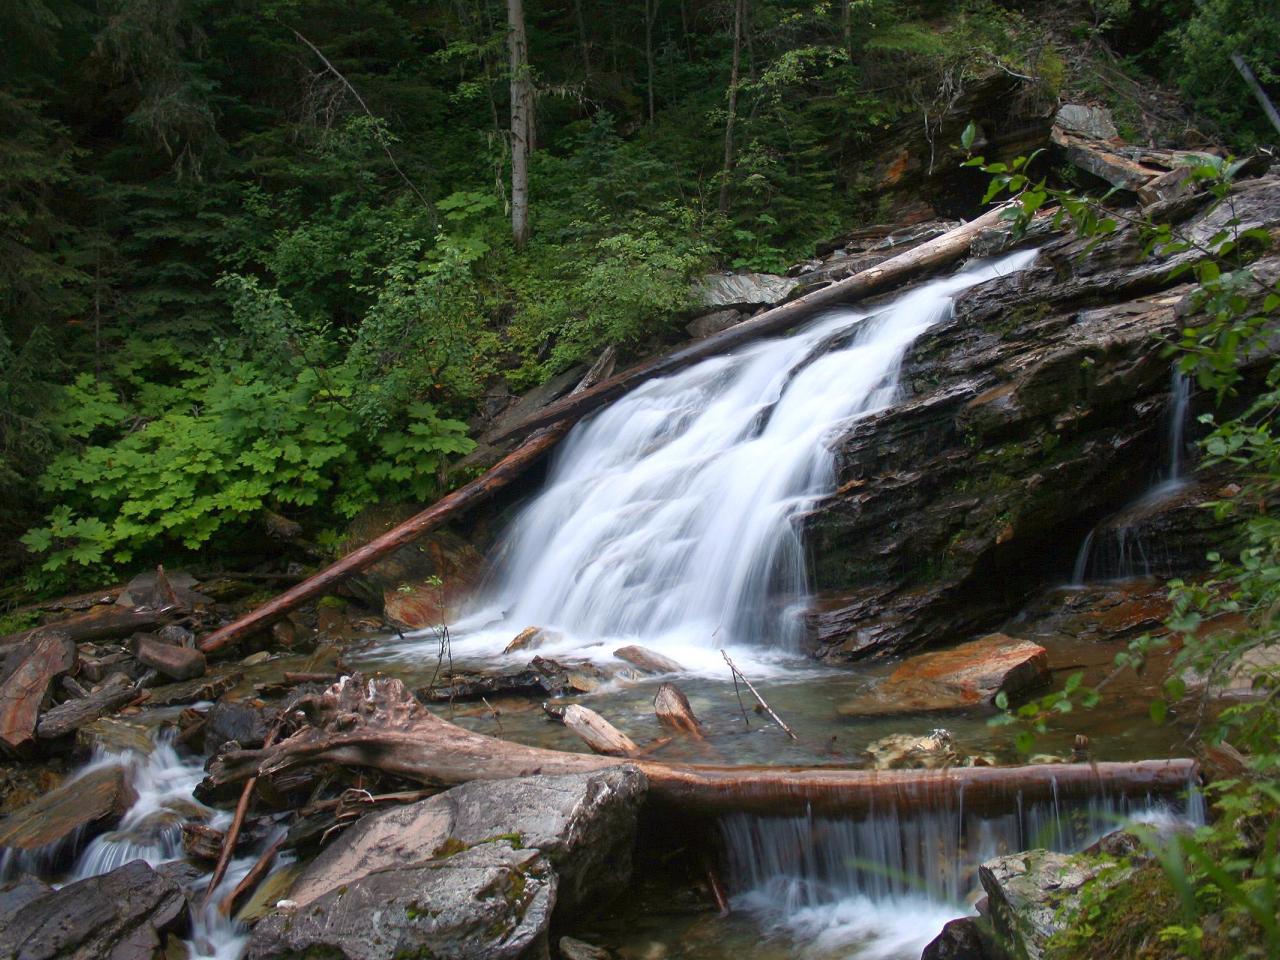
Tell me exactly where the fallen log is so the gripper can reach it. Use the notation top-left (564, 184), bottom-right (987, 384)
top-left (0, 605), bottom-right (170, 650)
top-left (561, 704), bottom-right (638, 756)
top-left (198, 349), bottom-right (617, 654)
top-left (37, 673), bottom-right (138, 741)
top-left (487, 204), bottom-right (1017, 445)
top-left (0, 632), bottom-right (77, 755)
top-left (206, 676), bottom-right (1198, 816)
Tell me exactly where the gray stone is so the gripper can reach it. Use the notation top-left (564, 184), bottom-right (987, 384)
top-left (686, 308), bottom-right (745, 339)
top-left (202, 700), bottom-right (275, 752)
top-left (0, 859), bottom-right (189, 960)
top-left (1053, 103), bottom-right (1118, 141)
top-left (978, 849), bottom-right (1102, 960)
top-left (694, 272), bottom-right (797, 309)
top-left (921, 916), bottom-right (993, 960)
top-left (248, 768), bottom-right (647, 960)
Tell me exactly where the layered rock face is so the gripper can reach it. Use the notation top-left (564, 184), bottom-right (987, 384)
top-left (807, 174), bottom-right (1280, 660)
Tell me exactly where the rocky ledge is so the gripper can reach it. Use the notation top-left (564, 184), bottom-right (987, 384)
top-left (806, 172), bottom-right (1280, 660)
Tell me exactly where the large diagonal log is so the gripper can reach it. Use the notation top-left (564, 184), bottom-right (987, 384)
top-left (485, 203), bottom-right (1018, 444)
top-left (206, 676), bottom-right (1197, 816)
top-left (199, 349), bottom-right (617, 654)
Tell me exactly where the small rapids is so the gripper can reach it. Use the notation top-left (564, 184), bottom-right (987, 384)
top-left (1070, 368), bottom-right (1193, 585)
top-left (2, 737), bottom-right (267, 960)
top-left (719, 786), bottom-right (1204, 959)
top-left (407, 249), bottom-right (1039, 675)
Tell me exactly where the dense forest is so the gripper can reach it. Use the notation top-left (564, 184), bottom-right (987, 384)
top-left (3, 0), bottom-right (1277, 597)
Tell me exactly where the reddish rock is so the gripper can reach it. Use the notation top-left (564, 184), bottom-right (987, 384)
top-left (838, 634), bottom-right (1049, 717)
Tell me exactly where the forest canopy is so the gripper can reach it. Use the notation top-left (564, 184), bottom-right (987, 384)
top-left (2, 0), bottom-right (1277, 595)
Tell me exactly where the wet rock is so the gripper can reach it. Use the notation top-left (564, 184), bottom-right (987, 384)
top-left (131, 635), bottom-right (206, 681)
top-left (1053, 103), bottom-right (1119, 141)
top-left (806, 176), bottom-right (1280, 659)
top-left (694, 272), bottom-right (797, 309)
top-left (0, 631), bottom-right (78, 755)
top-left (202, 700), bottom-right (275, 752)
top-left (340, 506), bottom-right (485, 617)
top-left (0, 762), bottom-right (66, 815)
top-left (686, 308), bottom-right (745, 339)
top-left (504, 626), bottom-right (561, 655)
top-left (838, 635), bottom-right (1048, 716)
top-left (613, 645), bottom-right (683, 675)
top-left (417, 667), bottom-right (554, 703)
top-left (921, 916), bottom-right (994, 960)
top-left (978, 850), bottom-right (1103, 960)
top-left (0, 874), bottom-right (52, 928)
top-left (145, 671), bottom-right (241, 707)
top-left (863, 729), bottom-right (961, 770)
top-left (249, 768), bottom-right (646, 960)
top-left (77, 716), bottom-right (155, 756)
top-left (0, 859), bottom-right (188, 960)
top-left (560, 936), bottom-right (614, 960)
top-left (0, 764), bottom-right (136, 865)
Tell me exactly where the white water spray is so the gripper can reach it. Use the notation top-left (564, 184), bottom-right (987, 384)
top-left (438, 250), bottom-right (1037, 671)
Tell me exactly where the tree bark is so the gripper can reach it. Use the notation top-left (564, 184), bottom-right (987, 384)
top-left (206, 676), bottom-right (1198, 817)
top-left (0, 605), bottom-right (169, 651)
top-left (198, 352), bottom-right (616, 654)
top-left (489, 202), bottom-right (1020, 444)
top-left (561, 704), bottom-right (639, 756)
top-left (718, 0), bottom-right (744, 214)
top-left (654, 682), bottom-right (705, 738)
top-left (645, 0), bottom-right (662, 123)
top-left (508, 0), bottom-right (532, 249)
top-left (0, 632), bottom-right (77, 755)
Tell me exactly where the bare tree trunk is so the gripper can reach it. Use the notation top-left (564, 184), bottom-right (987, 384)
top-left (645, 0), bottom-right (662, 123)
top-left (718, 0), bottom-right (744, 214)
top-left (841, 0), bottom-right (851, 54)
top-left (507, 0), bottom-right (532, 250)
top-left (1230, 51), bottom-right (1280, 137)
top-left (573, 0), bottom-right (591, 77)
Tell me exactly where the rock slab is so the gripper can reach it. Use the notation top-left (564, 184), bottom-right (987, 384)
top-left (839, 633), bottom-right (1048, 716)
top-left (249, 767), bottom-right (647, 960)
top-left (0, 859), bottom-right (188, 960)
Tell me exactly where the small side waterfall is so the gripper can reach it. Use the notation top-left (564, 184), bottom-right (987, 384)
top-left (444, 250), bottom-right (1038, 669)
top-left (1071, 368), bottom-right (1192, 585)
top-left (721, 787), bottom-right (1202, 959)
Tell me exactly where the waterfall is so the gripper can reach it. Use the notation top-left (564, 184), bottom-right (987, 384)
top-left (444, 250), bottom-right (1038, 669)
top-left (1071, 367), bottom-right (1192, 586)
top-left (720, 786), bottom-right (1202, 959)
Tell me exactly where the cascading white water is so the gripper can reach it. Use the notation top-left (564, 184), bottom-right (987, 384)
top-left (1071, 368), bottom-right (1192, 585)
top-left (721, 787), bottom-right (1203, 960)
top-left (0, 737), bottom-right (263, 960)
top-left (443, 250), bottom-right (1038, 671)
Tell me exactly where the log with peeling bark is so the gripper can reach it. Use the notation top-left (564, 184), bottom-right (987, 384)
top-left (486, 204), bottom-right (1019, 444)
top-left (0, 631), bottom-right (77, 755)
top-left (36, 673), bottom-right (138, 741)
top-left (561, 704), bottom-right (638, 756)
top-left (206, 676), bottom-right (1198, 816)
top-left (654, 682), bottom-right (705, 738)
top-left (0, 606), bottom-right (170, 650)
top-left (198, 348), bottom-right (618, 655)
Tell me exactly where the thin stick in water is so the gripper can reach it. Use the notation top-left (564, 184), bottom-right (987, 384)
top-left (720, 650), bottom-right (797, 741)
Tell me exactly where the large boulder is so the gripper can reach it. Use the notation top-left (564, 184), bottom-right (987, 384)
top-left (248, 767), bottom-right (647, 960)
top-left (806, 175), bottom-right (1280, 660)
top-left (978, 849), bottom-right (1102, 960)
top-left (0, 859), bottom-right (188, 960)
top-left (693, 272), bottom-right (797, 309)
top-left (839, 634), bottom-right (1049, 717)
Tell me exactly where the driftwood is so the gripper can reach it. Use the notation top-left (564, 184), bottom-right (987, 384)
top-left (205, 722), bottom-right (282, 904)
top-left (131, 635), bottom-right (207, 681)
top-left (0, 606), bottom-right (168, 650)
top-left (486, 204), bottom-right (1016, 444)
top-left (199, 349), bottom-right (617, 654)
top-left (654, 682), bottom-right (705, 738)
top-left (220, 835), bottom-right (284, 917)
top-left (721, 651), bottom-right (798, 741)
top-left (561, 704), bottom-right (638, 756)
top-left (0, 632), bottom-right (77, 755)
top-left (206, 676), bottom-right (1198, 816)
top-left (36, 673), bottom-right (138, 741)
